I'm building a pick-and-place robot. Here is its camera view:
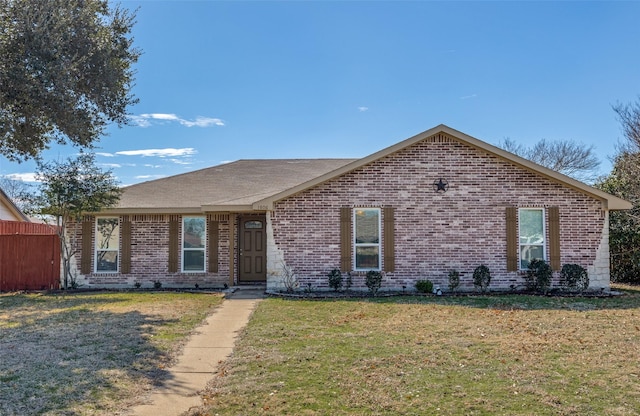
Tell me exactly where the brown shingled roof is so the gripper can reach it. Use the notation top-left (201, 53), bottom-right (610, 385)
top-left (106, 159), bottom-right (357, 214)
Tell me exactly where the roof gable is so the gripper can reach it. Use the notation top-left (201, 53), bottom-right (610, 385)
top-left (101, 124), bottom-right (631, 214)
top-left (253, 124), bottom-right (631, 211)
top-left (0, 187), bottom-right (29, 221)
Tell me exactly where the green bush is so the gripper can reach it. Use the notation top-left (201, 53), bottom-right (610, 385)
top-left (415, 279), bottom-right (434, 294)
top-left (327, 268), bottom-right (343, 291)
top-left (598, 182), bottom-right (640, 284)
top-left (525, 259), bottom-right (553, 293)
top-left (448, 270), bottom-right (460, 293)
top-left (560, 264), bottom-right (589, 291)
top-left (365, 270), bottom-right (383, 296)
top-left (472, 265), bottom-right (491, 293)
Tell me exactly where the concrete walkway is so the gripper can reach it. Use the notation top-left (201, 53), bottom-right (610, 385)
top-left (129, 287), bottom-right (265, 416)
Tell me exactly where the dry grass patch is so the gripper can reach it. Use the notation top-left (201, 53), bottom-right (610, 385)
top-left (0, 291), bottom-right (223, 415)
top-left (193, 287), bottom-right (640, 416)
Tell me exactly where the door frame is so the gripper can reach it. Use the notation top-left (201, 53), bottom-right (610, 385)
top-left (237, 214), bottom-right (267, 283)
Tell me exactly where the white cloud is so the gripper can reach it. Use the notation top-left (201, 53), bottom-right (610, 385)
top-left (99, 163), bottom-right (122, 168)
top-left (460, 94), bottom-right (478, 100)
top-left (115, 148), bottom-right (197, 158)
top-left (96, 152), bottom-right (115, 157)
top-left (128, 115), bottom-right (152, 127)
top-left (179, 116), bottom-right (225, 127)
top-left (358, 106), bottom-right (369, 112)
top-left (5, 173), bottom-right (39, 182)
top-left (168, 158), bottom-right (195, 165)
top-left (135, 174), bottom-right (166, 180)
top-left (143, 164), bottom-right (163, 168)
top-left (128, 113), bottom-right (225, 128)
top-left (143, 113), bottom-right (179, 121)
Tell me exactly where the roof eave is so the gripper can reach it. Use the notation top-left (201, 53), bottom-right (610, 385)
top-left (201, 204), bottom-right (259, 213)
top-left (92, 207), bottom-right (205, 215)
top-left (0, 188), bottom-right (29, 221)
top-left (603, 198), bottom-right (633, 211)
top-left (93, 204), bottom-right (264, 216)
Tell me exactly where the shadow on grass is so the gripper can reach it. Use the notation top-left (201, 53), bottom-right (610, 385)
top-left (0, 291), bottom-right (131, 310)
top-left (0, 294), bottom-right (182, 415)
top-left (269, 286), bottom-right (640, 311)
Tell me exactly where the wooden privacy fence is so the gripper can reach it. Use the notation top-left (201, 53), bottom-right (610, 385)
top-left (0, 221), bottom-right (60, 291)
top-left (0, 221), bottom-right (58, 235)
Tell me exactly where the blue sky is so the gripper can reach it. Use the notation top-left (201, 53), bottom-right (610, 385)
top-left (2, 0), bottom-right (640, 186)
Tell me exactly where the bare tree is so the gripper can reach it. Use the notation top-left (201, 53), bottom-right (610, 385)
top-left (603, 98), bottom-right (640, 202)
top-left (499, 137), bottom-right (601, 183)
top-left (0, 176), bottom-right (33, 212)
top-left (614, 98), bottom-right (640, 151)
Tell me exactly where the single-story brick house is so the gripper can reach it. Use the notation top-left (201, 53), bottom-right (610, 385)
top-left (69, 125), bottom-right (631, 291)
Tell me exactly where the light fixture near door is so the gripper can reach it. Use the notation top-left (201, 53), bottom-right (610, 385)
top-left (433, 178), bottom-right (449, 193)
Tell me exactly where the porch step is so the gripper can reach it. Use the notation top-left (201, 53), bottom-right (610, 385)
top-left (227, 285), bottom-right (266, 299)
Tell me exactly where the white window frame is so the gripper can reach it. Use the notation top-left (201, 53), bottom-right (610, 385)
top-left (182, 216), bottom-right (206, 273)
top-left (95, 217), bottom-right (119, 273)
top-left (518, 207), bottom-right (546, 269)
top-left (353, 207), bottom-right (381, 271)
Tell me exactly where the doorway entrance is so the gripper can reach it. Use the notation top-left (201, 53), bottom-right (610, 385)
top-left (238, 215), bottom-right (267, 283)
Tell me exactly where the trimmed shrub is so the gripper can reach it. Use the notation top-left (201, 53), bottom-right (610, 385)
top-left (327, 268), bottom-right (343, 291)
top-left (415, 279), bottom-right (434, 294)
top-left (560, 264), bottom-right (589, 291)
top-left (525, 259), bottom-right (553, 293)
top-left (365, 270), bottom-right (383, 296)
top-left (472, 265), bottom-right (491, 293)
top-left (448, 270), bottom-right (460, 293)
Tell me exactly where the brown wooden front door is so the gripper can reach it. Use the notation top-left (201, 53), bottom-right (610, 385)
top-left (238, 215), bottom-right (267, 283)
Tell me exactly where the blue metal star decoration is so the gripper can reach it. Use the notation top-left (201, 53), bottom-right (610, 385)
top-left (433, 178), bottom-right (449, 193)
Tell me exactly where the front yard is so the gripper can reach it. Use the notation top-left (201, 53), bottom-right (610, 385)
top-left (2, 288), bottom-right (640, 415)
top-left (192, 286), bottom-right (640, 416)
top-left (0, 291), bottom-right (223, 415)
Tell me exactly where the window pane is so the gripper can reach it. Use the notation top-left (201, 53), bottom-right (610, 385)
top-left (520, 245), bottom-right (544, 269)
top-left (356, 246), bottom-right (379, 269)
top-left (97, 251), bottom-right (118, 272)
top-left (183, 217), bottom-right (205, 248)
top-left (244, 220), bottom-right (263, 229)
top-left (184, 250), bottom-right (204, 271)
top-left (519, 209), bottom-right (543, 244)
top-left (97, 218), bottom-right (119, 249)
top-left (355, 209), bottom-right (379, 244)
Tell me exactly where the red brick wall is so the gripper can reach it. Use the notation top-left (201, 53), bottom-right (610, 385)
top-left (69, 214), bottom-right (231, 288)
top-left (271, 135), bottom-right (606, 291)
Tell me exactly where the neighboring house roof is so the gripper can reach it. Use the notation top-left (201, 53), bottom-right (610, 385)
top-left (107, 159), bottom-right (357, 214)
top-left (102, 124), bottom-right (631, 215)
top-left (254, 124), bottom-right (632, 211)
top-left (0, 187), bottom-right (29, 221)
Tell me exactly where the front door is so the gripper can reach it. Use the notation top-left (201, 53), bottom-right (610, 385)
top-left (238, 215), bottom-right (267, 283)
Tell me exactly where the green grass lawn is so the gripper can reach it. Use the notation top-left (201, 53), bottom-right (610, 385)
top-left (195, 286), bottom-right (640, 416)
top-left (0, 291), bottom-right (223, 415)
